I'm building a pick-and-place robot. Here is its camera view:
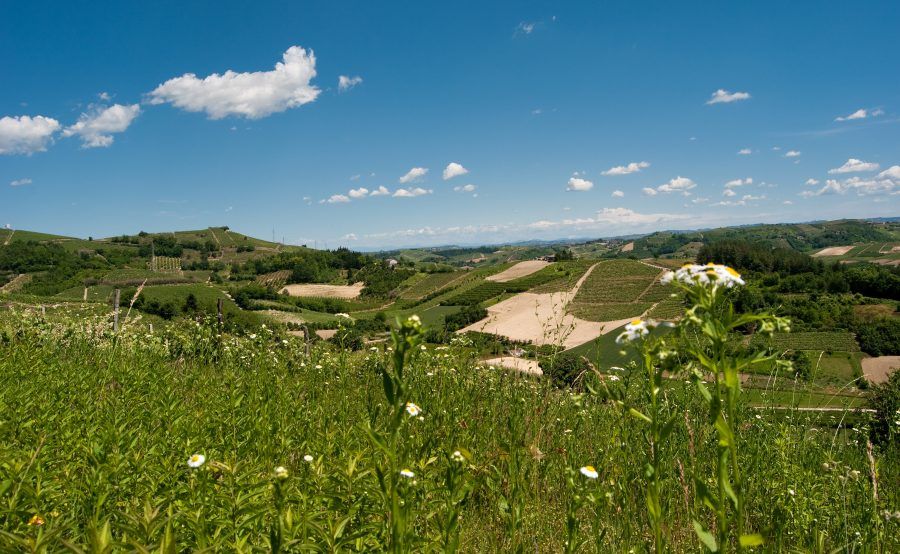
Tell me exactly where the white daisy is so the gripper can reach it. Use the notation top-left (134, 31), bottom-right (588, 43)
top-left (274, 466), bottom-right (289, 479)
top-left (580, 465), bottom-right (599, 479)
top-left (405, 402), bottom-right (422, 417)
top-left (187, 454), bottom-right (206, 468)
top-left (400, 469), bottom-right (415, 478)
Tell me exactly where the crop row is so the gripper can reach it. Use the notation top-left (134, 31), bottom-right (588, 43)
top-left (439, 267), bottom-right (564, 306)
top-left (750, 331), bottom-right (861, 352)
top-left (569, 301), bottom-right (652, 322)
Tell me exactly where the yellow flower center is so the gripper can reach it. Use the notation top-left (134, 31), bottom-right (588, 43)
top-left (726, 266), bottom-right (741, 277)
top-left (630, 319), bottom-right (642, 325)
top-left (585, 465), bottom-right (595, 472)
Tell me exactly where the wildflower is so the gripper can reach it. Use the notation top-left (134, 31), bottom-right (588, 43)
top-left (608, 375), bottom-right (620, 381)
top-left (615, 319), bottom-right (651, 344)
top-left (400, 469), bottom-right (415, 478)
top-left (451, 450), bottom-right (465, 463)
top-left (274, 466), bottom-right (289, 479)
top-left (420, 344), bottom-right (427, 351)
top-left (187, 454), bottom-right (206, 468)
top-left (405, 402), bottom-right (422, 417)
top-left (28, 514), bottom-right (45, 526)
top-left (580, 465), bottom-right (599, 479)
top-left (661, 263), bottom-right (744, 288)
top-left (303, 454), bottom-right (314, 462)
top-left (336, 313), bottom-right (351, 319)
top-left (788, 488), bottom-right (796, 496)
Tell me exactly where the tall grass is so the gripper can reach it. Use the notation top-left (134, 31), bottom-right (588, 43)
top-left (0, 280), bottom-right (897, 551)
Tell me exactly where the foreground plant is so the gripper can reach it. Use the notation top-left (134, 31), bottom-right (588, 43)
top-left (663, 263), bottom-right (790, 552)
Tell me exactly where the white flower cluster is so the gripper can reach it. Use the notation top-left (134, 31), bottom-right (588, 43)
top-left (614, 318), bottom-right (672, 344)
top-left (660, 263), bottom-right (745, 288)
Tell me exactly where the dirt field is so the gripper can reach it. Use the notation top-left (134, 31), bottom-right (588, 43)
top-left (486, 260), bottom-right (550, 283)
top-left (280, 282), bottom-right (364, 299)
top-left (812, 245), bottom-right (855, 257)
top-left (621, 242), bottom-right (634, 252)
top-left (460, 263), bottom-right (635, 348)
top-left (861, 356), bottom-right (899, 384)
top-left (482, 357), bottom-right (543, 376)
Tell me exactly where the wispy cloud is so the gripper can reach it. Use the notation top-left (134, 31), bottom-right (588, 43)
top-left (393, 187), bottom-right (432, 198)
top-left (835, 107), bottom-right (883, 122)
top-left (737, 148), bottom-right (752, 155)
top-left (644, 176), bottom-right (696, 196)
top-left (828, 158), bottom-right (880, 174)
top-left (399, 167), bottom-right (428, 184)
top-left (9, 178), bottom-right (32, 187)
top-left (338, 75), bottom-right (363, 92)
top-left (601, 161), bottom-right (649, 176)
top-left (706, 89), bottom-right (751, 105)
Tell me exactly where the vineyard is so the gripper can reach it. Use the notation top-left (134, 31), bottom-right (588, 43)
top-left (256, 270), bottom-right (293, 287)
top-left (750, 331), bottom-right (861, 352)
top-left (569, 260), bottom-right (664, 323)
top-left (150, 256), bottom-right (182, 271)
top-left (398, 271), bottom-right (468, 300)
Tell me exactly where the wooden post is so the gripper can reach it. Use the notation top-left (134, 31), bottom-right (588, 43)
top-left (217, 298), bottom-right (224, 328)
top-left (113, 288), bottom-right (120, 332)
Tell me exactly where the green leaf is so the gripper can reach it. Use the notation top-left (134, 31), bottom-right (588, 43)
top-left (628, 407), bottom-right (652, 423)
top-left (739, 534), bottom-right (765, 547)
top-left (693, 520), bottom-right (718, 552)
top-left (381, 370), bottom-right (394, 404)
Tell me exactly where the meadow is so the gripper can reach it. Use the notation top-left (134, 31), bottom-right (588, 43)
top-left (0, 272), bottom-right (897, 552)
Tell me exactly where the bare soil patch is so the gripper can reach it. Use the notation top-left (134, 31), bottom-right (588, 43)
top-left (280, 282), bottom-right (364, 299)
top-left (486, 260), bottom-right (550, 283)
top-left (861, 356), bottom-right (900, 384)
top-left (460, 263), bottom-right (636, 349)
top-left (621, 242), bottom-right (634, 252)
top-left (812, 246), bottom-right (854, 257)
top-left (482, 357), bottom-right (543, 376)
top-left (315, 329), bottom-right (338, 340)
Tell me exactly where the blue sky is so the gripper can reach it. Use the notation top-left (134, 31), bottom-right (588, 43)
top-left (1, 1), bottom-right (898, 249)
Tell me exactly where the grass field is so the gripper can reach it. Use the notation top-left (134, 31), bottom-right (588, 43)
top-left (0, 312), bottom-right (893, 552)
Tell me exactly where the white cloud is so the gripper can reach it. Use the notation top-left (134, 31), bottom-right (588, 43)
top-left (454, 184), bottom-right (477, 193)
top-left (706, 89), bottom-right (751, 105)
top-left (835, 108), bottom-right (868, 122)
top-left (783, 200), bottom-right (793, 205)
top-left (516, 21), bottom-right (536, 34)
top-left (611, 190), bottom-right (624, 198)
top-left (393, 187), bottom-right (432, 198)
top-left (828, 158), bottom-right (880, 174)
top-left (691, 196), bottom-right (710, 204)
top-left (654, 176), bottom-right (696, 195)
top-left (342, 233), bottom-right (358, 241)
top-left (877, 165), bottom-right (900, 179)
top-left (713, 194), bottom-right (766, 207)
top-left (0, 115), bottom-right (61, 155)
top-left (98, 92), bottom-right (111, 101)
top-left (443, 162), bottom-right (469, 180)
top-left (348, 187), bottom-right (369, 198)
top-left (338, 75), bottom-right (363, 92)
top-left (566, 176), bottom-right (594, 192)
top-left (370, 185), bottom-right (390, 196)
top-left (62, 103), bottom-right (140, 148)
top-left (349, 174), bottom-right (361, 181)
top-left (10, 178), bottom-right (32, 187)
top-left (784, 150), bottom-right (801, 158)
top-left (723, 189), bottom-right (737, 197)
top-left (527, 207), bottom-right (687, 230)
top-left (399, 167), bottom-right (428, 183)
top-left (835, 108), bottom-right (883, 122)
top-left (802, 175), bottom-right (898, 197)
top-left (725, 177), bottom-right (753, 188)
top-left (601, 161), bottom-right (649, 176)
top-left (805, 178), bottom-right (820, 186)
top-left (325, 194), bottom-right (350, 203)
top-left (642, 187), bottom-right (658, 196)
top-left (147, 46), bottom-right (320, 119)
top-left (737, 148), bottom-right (752, 155)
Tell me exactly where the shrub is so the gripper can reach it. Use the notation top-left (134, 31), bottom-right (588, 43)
top-left (855, 318), bottom-right (900, 356)
top-left (539, 352), bottom-right (591, 387)
top-left (869, 370), bottom-right (900, 445)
